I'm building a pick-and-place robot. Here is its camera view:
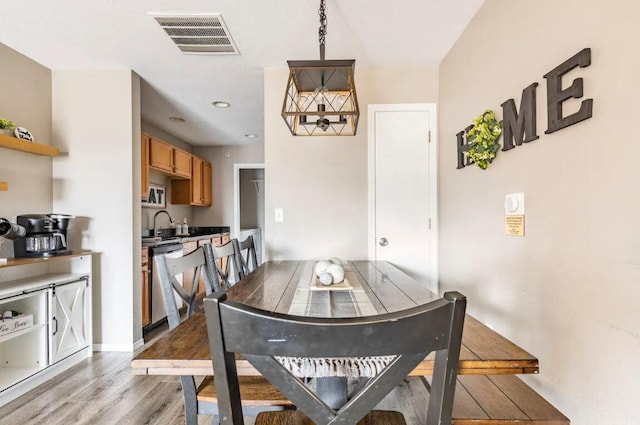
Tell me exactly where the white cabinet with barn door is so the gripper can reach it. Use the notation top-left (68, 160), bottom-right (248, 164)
top-left (0, 287), bottom-right (50, 392)
top-left (49, 277), bottom-right (90, 363)
top-left (0, 253), bottom-right (93, 407)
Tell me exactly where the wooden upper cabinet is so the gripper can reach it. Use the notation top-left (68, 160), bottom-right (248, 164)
top-left (171, 155), bottom-right (212, 207)
top-left (173, 147), bottom-right (192, 179)
top-left (149, 137), bottom-right (174, 173)
top-left (191, 156), bottom-right (203, 203)
top-left (148, 136), bottom-right (192, 179)
top-left (202, 161), bottom-right (212, 205)
top-left (141, 132), bottom-right (150, 200)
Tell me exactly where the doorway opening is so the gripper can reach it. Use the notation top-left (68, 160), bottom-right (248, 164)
top-left (233, 163), bottom-right (265, 264)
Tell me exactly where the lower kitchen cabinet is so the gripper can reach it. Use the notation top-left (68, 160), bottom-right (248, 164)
top-left (0, 254), bottom-right (93, 407)
top-left (50, 278), bottom-right (89, 363)
top-left (0, 289), bottom-right (49, 391)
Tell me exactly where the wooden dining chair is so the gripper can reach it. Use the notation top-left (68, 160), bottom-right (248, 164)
top-left (204, 291), bottom-right (467, 425)
top-left (155, 247), bottom-right (292, 425)
top-left (204, 240), bottom-right (241, 291)
top-left (232, 235), bottom-right (258, 278)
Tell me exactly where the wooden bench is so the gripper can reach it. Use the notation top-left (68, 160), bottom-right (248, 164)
top-left (421, 374), bottom-right (569, 424)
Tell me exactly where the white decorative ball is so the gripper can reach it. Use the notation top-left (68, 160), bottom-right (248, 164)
top-left (326, 263), bottom-right (345, 284)
top-left (318, 272), bottom-right (334, 286)
top-left (315, 260), bottom-right (331, 277)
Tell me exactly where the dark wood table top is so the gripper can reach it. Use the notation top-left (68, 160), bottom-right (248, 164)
top-left (132, 261), bottom-right (538, 376)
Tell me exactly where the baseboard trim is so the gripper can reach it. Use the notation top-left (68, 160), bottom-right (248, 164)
top-left (133, 338), bottom-right (145, 350)
top-left (93, 343), bottom-right (135, 352)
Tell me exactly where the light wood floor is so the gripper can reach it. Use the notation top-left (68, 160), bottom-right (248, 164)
top-left (0, 329), bottom-right (430, 425)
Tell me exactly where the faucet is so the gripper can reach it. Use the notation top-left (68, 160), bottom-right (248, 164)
top-left (153, 210), bottom-right (175, 237)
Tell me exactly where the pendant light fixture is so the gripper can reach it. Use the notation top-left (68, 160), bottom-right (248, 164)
top-left (281, 0), bottom-right (359, 136)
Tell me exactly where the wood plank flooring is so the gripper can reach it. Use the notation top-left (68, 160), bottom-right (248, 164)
top-left (0, 329), bottom-right (429, 425)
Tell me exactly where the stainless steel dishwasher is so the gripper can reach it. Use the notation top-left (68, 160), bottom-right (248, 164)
top-left (147, 240), bottom-right (184, 331)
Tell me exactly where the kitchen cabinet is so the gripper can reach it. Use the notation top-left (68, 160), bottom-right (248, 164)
top-left (148, 136), bottom-right (191, 179)
top-left (0, 253), bottom-right (93, 406)
top-left (202, 161), bottom-right (212, 205)
top-left (141, 247), bottom-right (150, 327)
top-left (141, 132), bottom-right (150, 201)
top-left (0, 288), bottom-right (49, 392)
top-left (171, 155), bottom-right (212, 206)
top-left (49, 277), bottom-right (90, 363)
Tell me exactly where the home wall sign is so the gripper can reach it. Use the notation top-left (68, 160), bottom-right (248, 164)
top-left (142, 183), bottom-right (166, 208)
top-left (457, 48), bottom-right (593, 169)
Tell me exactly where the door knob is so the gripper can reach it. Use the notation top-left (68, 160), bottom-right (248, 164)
top-left (378, 237), bottom-right (388, 247)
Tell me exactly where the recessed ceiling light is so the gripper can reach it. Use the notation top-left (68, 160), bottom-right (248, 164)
top-left (212, 101), bottom-right (231, 108)
top-left (169, 116), bottom-right (186, 122)
top-left (245, 134), bottom-right (258, 139)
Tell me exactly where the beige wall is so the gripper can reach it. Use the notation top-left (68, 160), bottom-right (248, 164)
top-left (193, 144), bottom-right (264, 228)
top-left (438, 1), bottom-right (639, 423)
top-left (52, 69), bottom-right (140, 350)
top-left (263, 66), bottom-right (438, 260)
top-left (0, 43), bottom-right (52, 258)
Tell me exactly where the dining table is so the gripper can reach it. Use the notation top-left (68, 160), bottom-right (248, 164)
top-left (131, 260), bottom-right (539, 379)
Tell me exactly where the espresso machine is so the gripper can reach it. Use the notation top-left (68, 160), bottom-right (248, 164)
top-left (13, 214), bottom-right (74, 258)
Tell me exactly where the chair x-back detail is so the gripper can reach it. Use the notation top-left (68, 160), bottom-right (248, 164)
top-left (156, 246), bottom-right (217, 328)
top-left (232, 235), bottom-right (258, 278)
top-left (208, 240), bottom-right (241, 291)
top-left (155, 246), bottom-right (291, 425)
top-left (205, 291), bottom-right (467, 425)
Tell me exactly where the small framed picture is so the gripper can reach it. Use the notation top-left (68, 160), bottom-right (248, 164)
top-left (142, 183), bottom-right (166, 208)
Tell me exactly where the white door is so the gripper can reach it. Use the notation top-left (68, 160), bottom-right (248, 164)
top-left (50, 278), bottom-right (89, 362)
top-left (368, 104), bottom-right (438, 291)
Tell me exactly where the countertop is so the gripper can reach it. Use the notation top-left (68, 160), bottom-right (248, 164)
top-left (142, 226), bottom-right (230, 247)
top-left (0, 250), bottom-right (95, 269)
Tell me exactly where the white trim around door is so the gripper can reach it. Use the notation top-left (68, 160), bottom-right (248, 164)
top-left (233, 162), bottom-right (265, 239)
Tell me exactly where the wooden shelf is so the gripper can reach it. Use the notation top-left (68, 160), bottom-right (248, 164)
top-left (0, 133), bottom-right (59, 157)
top-left (0, 182), bottom-right (7, 191)
top-left (0, 251), bottom-right (95, 269)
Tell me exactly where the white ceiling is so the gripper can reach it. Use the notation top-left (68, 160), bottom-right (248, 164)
top-left (0, 0), bottom-right (484, 146)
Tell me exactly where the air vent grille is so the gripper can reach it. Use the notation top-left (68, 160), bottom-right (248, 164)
top-left (153, 14), bottom-right (239, 55)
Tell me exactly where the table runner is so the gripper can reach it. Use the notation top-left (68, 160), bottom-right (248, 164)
top-left (278, 261), bottom-right (394, 378)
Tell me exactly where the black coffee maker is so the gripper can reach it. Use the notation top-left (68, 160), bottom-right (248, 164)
top-left (14, 214), bottom-right (74, 258)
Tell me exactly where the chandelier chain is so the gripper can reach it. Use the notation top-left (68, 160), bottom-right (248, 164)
top-left (318, 0), bottom-right (327, 60)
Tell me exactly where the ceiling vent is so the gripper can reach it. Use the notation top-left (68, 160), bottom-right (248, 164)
top-left (152, 14), bottom-right (239, 55)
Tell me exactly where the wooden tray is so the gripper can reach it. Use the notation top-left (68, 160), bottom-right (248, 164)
top-left (310, 277), bottom-right (354, 291)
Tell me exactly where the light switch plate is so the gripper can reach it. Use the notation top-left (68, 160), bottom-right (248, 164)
top-left (275, 208), bottom-right (284, 222)
top-left (504, 192), bottom-right (525, 215)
